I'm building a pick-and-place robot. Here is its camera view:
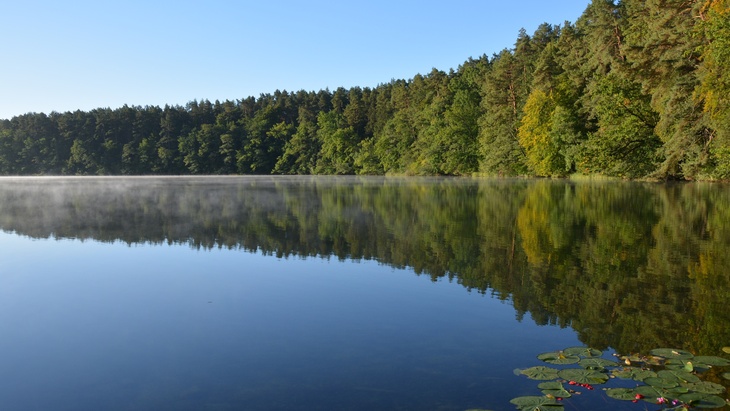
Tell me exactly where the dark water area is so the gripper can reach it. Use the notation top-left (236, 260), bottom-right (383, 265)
top-left (0, 176), bottom-right (728, 411)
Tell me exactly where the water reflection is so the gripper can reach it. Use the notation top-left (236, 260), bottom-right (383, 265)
top-left (1, 176), bottom-right (728, 355)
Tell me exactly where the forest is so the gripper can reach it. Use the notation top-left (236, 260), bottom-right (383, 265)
top-left (0, 0), bottom-right (728, 180)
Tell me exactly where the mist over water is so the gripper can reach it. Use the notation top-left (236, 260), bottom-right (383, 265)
top-left (0, 176), bottom-right (728, 411)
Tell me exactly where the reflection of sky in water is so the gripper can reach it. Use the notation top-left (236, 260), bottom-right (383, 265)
top-left (0, 232), bottom-right (581, 411)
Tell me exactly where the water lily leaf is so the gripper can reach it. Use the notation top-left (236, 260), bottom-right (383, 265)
top-left (644, 376), bottom-right (679, 388)
top-left (605, 388), bottom-right (638, 401)
top-left (664, 359), bottom-right (692, 371)
top-left (558, 368), bottom-right (608, 385)
top-left (578, 358), bottom-right (618, 370)
top-left (657, 369), bottom-right (700, 383)
top-left (644, 356), bottom-right (665, 366)
top-left (634, 389), bottom-right (668, 403)
top-left (611, 367), bottom-right (656, 381)
top-left (521, 366), bottom-right (560, 380)
top-left (509, 396), bottom-right (563, 411)
top-left (678, 393), bottom-right (727, 408)
top-left (537, 381), bottom-right (563, 390)
top-left (562, 347), bottom-right (602, 358)
top-left (722, 346), bottom-right (730, 354)
top-left (541, 388), bottom-right (571, 399)
top-left (619, 354), bottom-right (645, 364)
top-left (650, 348), bottom-right (694, 360)
top-left (538, 381), bottom-right (571, 398)
top-left (681, 381), bottom-right (726, 395)
top-left (723, 372), bottom-right (730, 380)
top-left (692, 355), bottom-right (730, 367)
top-left (634, 386), bottom-right (684, 402)
top-left (537, 352), bottom-right (580, 365)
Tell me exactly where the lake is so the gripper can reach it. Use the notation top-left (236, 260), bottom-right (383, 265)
top-left (0, 176), bottom-right (728, 411)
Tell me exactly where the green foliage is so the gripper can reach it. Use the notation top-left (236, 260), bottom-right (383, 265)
top-left (374, 110), bottom-right (414, 174)
top-left (274, 117), bottom-right (319, 174)
top-left (406, 69), bottom-right (452, 175)
top-left (557, 368), bottom-right (608, 384)
top-left (314, 111), bottom-right (358, 175)
top-left (509, 396), bottom-right (563, 411)
top-left (520, 366), bottom-right (561, 380)
top-left (698, 0), bottom-right (730, 179)
top-left (353, 138), bottom-right (382, 175)
top-left (537, 351), bottom-right (580, 365)
top-left (519, 89), bottom-right (566, 176)
top-left (578, 72), bottom-right (662, 178)
top-left (622, 0), bottom-right (710, 179)
top-left (0, 1), bottom-right (727, 179)
top-left (438, 59), bottom-right (487, 175)
top-left (516, 345), bottom-right (729, 410)
top-left (478, 50), bottom-right (528, 176)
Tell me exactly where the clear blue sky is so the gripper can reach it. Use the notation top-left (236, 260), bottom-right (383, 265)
top-left (0, 0), bottom-right (590, 120)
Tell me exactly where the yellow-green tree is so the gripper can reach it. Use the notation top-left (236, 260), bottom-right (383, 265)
top-left (518, 89), bottom-right (567, 176)
top-left (698, 0), bottom-right (730, 178)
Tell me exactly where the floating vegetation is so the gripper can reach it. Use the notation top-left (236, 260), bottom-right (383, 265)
top-left (577, 357), bottom-right (618, 370)
top-left (651, 348), bottom-right (696, 360)
top-left (557, 368), bottom-right (608, 385)
top-left (510, 346), bottom-right (730, 410)
top-left (509, 395), bottom-right (563, 411)
top-left (538, 381), bottom-right (572, 399)
top-left (562, 347), bottom-right (602, 358)
top-left (520, 366), bottom-right (560, 381)
top-left (537, 351), bottom-right (580, 365)
top-left (605, 387), bottom-right (640, 400)
top-left (611, 366), bottom-right (657, 381)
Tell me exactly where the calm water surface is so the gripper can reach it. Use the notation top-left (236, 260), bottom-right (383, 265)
top-left (0, 176), bottom-right (728, 411)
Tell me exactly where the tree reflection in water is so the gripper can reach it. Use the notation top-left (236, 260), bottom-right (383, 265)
top-left (0, 176), bottom-right (728, 355)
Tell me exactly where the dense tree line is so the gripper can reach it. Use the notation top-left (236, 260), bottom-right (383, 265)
top-left (1, 0), bottom-right (728, 180)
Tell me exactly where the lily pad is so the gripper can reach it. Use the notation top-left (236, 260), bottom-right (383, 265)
top-left (578, 358), bottom-right (618, 370)
top-left (611, 367), bottom-right (656, 381)
top-left (678, 392), bottom-right (727, 408)
top-left (605, 388), bottom-right (638, 401)
top-left (692, 355), bottom-right (730, 367)
top-left (665, 359), bottom-right (702, 372)
top-left (618, 354), bottom-right (645, 365)
top-left (537, 351), bottom-right (580, 365)
top-left (634, 385), bottom-right (685, 402)
top-left (521, 366), bottom-right (560, 380)
top-left (537, 381), bottom-right (562, 390)
top-left (644, 376), bottom-right (679, 388)
top-left (657, 369), bottom-right (700, 383)
top-left (538, 381), bottom-right (572, 398)
top-left (541, 388), bottom-right (572, 399)
top-left (650, 348), bottom-right (694, 360)
top-left (558, 368), bottom-right (609, 385)
top-left (509, 396), bottom-right (563, 411)
top-left (562, 347), bottom-right (602, 358)
top-left (681, 381), bottom-right (726, 395)
top-left (644, 356), bottom-right (666, 366)
top-left (724, 372), bottom-right (730, 380)
top-left (722, 346), bottom-right (730, 354)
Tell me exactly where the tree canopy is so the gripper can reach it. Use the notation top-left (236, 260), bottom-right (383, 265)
top-left (1, 0), bottom-right (728, 180)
